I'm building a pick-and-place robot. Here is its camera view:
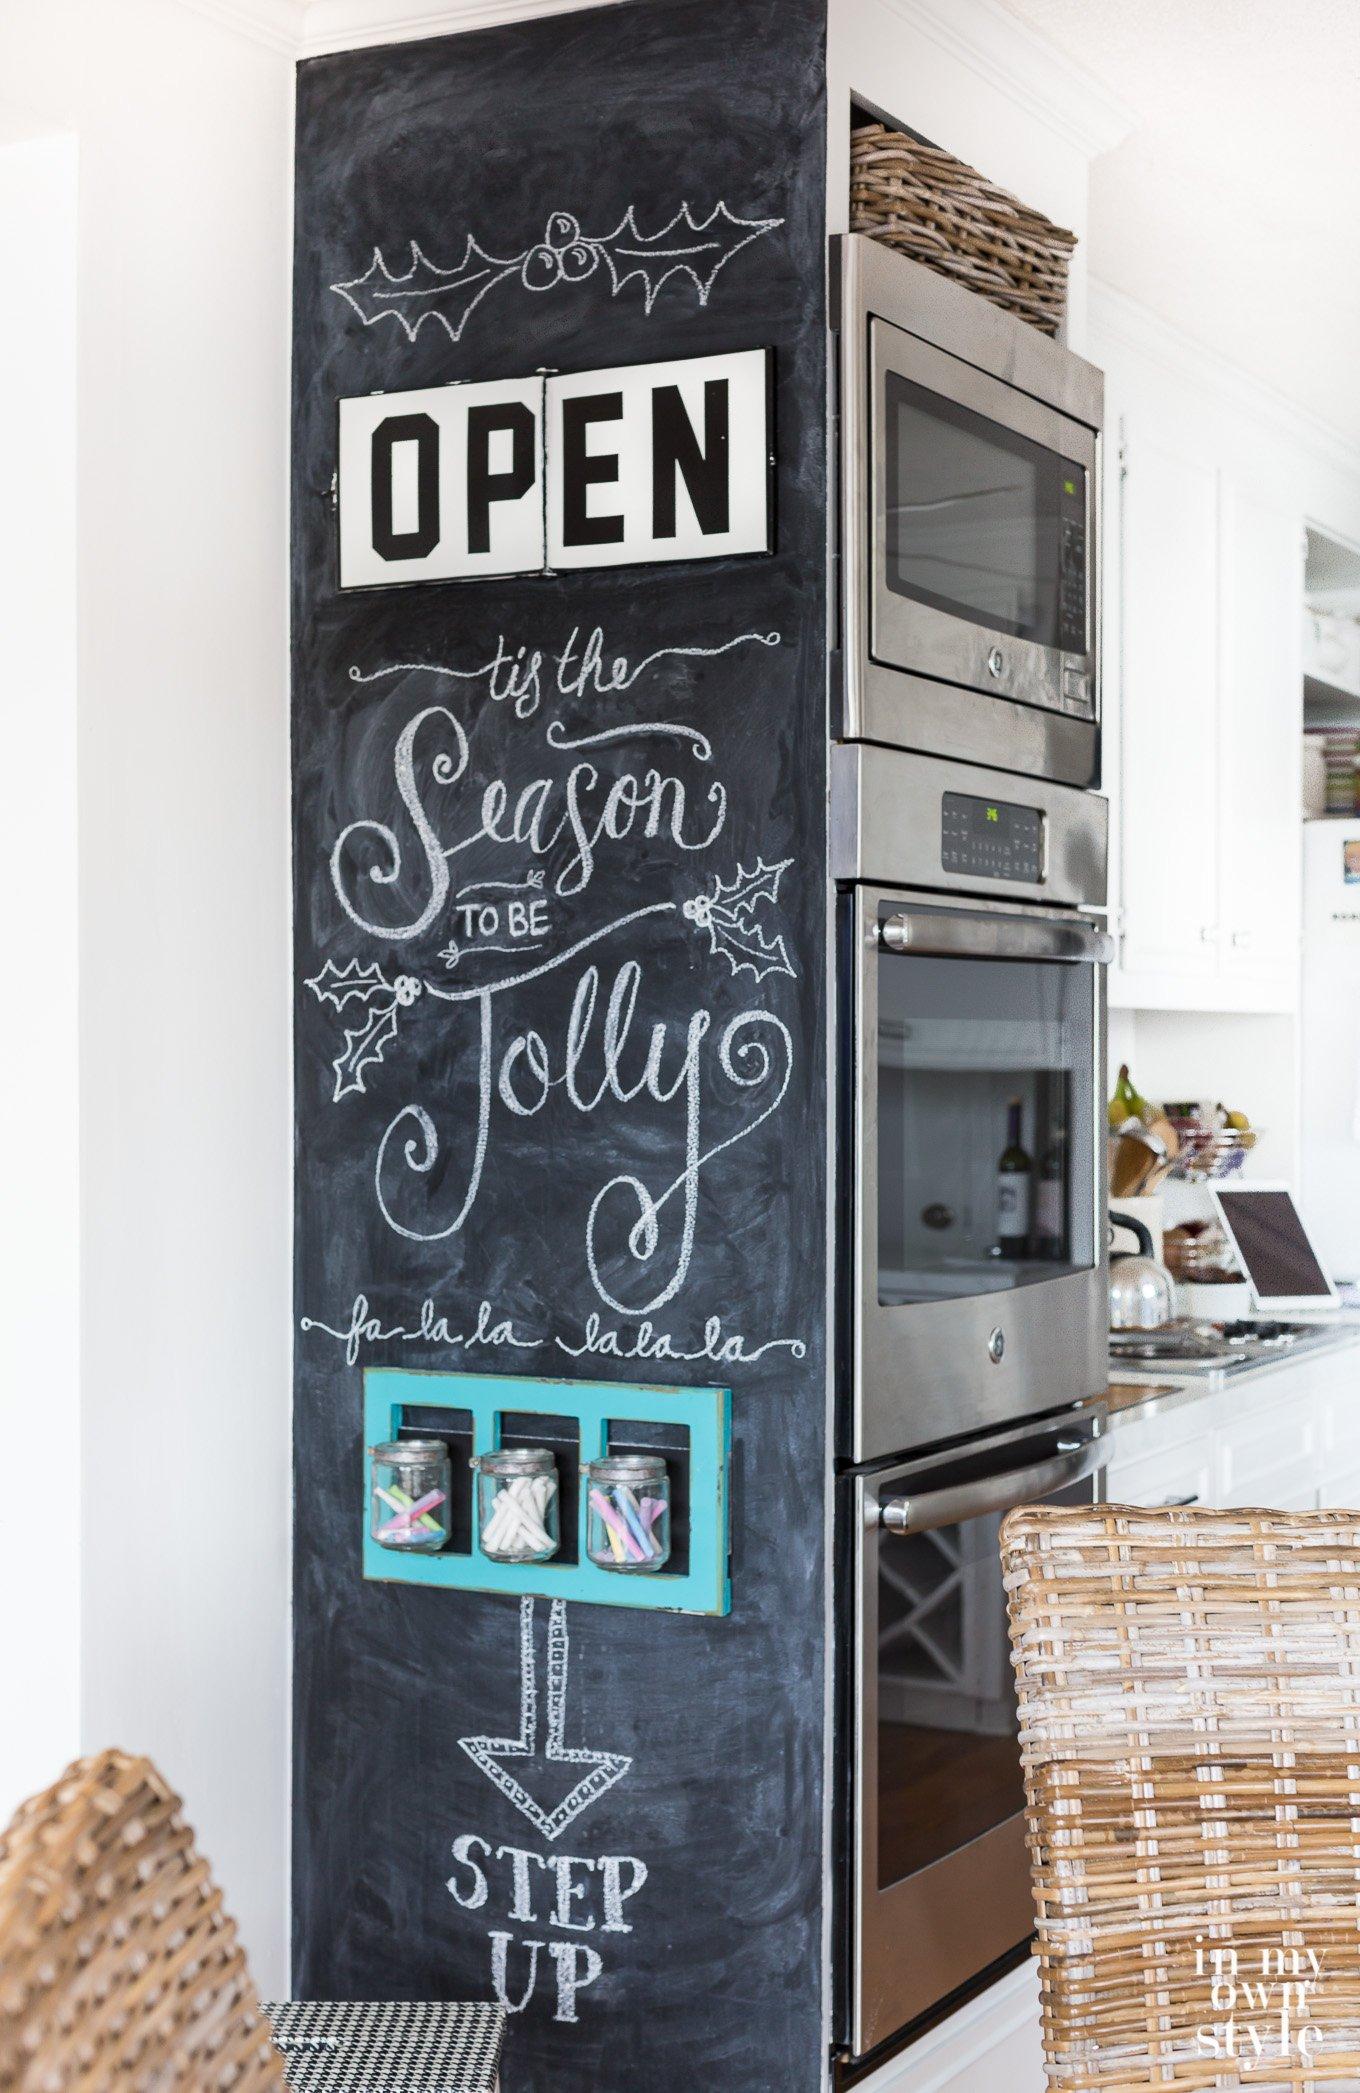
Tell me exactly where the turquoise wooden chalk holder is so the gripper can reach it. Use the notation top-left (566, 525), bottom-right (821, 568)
top-left (363, 1368), bottom-right (732, 1616)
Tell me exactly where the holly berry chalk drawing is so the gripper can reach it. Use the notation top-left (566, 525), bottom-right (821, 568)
top-left (331, 202), bottom-right (784, 345)
top-left (336, 349), bottom-right (773, 588)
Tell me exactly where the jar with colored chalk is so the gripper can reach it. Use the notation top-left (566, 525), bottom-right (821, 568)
top-left (585, 1453), bottom-right (671, 1573)
top-left (369, 1439), bottom-right (451, 1554)
top-left (473, 1447), bottom-right (560, 1564)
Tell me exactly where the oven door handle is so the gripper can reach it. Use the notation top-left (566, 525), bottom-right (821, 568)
top-left (876, 1434), bottom-right (1102, 1537)
top-left (880, 910), bottom-right (1114, 964)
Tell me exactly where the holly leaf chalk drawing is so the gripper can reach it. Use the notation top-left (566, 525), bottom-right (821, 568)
top-left (306, 963), bottom-right (423, 1103)
top-left (683, 856), bottom-right (796, 984)
top-left (304, 956), bottom-right (396, 1010)
top-left (331, 201), bottom-right (784, 346)
top-left (332, 1002), bottom-right (401, 1104)
top-left (594, 201), bottom-right (784, 313)
top-left (331, 236), bottom-right (523, 345)
top-left (459, 1598), bottom-right (631, 1842)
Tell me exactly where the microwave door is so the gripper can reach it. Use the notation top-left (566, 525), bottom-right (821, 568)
top-left (868, 322), bottom-right (1097, 717)
top-left (846, 1413), bottom-right (1105, 2060)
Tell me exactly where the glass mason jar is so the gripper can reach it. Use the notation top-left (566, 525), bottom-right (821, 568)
top-left (473, 1447), bottom-right (560, 1564)
top-left (369, 1438), bottom-right (451, 1553)
top-left (585, 1453), bottom-right (671, 1573)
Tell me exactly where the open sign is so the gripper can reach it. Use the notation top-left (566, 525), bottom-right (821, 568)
top-left (337, 347), bottom-right (772, 588)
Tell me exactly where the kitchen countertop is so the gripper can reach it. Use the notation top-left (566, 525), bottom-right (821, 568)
top-left (1090, 1319), bottom-right (1360, 1432)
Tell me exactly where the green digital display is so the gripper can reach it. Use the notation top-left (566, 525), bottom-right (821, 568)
top-left (941, 790), bottom-right (1044, 883)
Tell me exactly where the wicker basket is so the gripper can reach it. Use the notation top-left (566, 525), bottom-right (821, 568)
top-left (850, 122), bottom-right (1077, 337)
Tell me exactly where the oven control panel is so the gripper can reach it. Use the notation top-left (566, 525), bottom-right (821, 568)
top-left (941, 790), bottom-right (1045, 883)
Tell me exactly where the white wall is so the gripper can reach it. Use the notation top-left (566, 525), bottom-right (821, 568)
top-left (0, 127), bottom-right (80, 1825)
top-left (0, 0), bottom-right (293, 1993)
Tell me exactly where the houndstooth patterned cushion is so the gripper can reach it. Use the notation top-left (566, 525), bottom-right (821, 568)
top-left (262, 2002), bottom-right (504, 2091)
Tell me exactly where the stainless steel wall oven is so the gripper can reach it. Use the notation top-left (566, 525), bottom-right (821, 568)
top-left (841, 1410), bottom-right (1105, 2061)
top-left (834, 234), bottom-right (1104, 789)
top-left (833, 743), bottom-right (1111, 2067)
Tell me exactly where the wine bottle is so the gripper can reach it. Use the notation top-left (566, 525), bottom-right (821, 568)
top-left (996, 1097), bottom-right (1032, 1259)
top-left (1034, 1131), bottom-right (1065, 1260)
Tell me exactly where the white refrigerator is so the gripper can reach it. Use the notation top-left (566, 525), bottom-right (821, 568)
top-left (1303, 820), bottom-right (1360, 1281)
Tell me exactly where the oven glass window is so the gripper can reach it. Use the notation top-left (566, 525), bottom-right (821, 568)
top-left (883, 371), bottom-right (1085, 649)
top-left (876, 950), bottom-right (1095, 1304)
top-left (875, 1465), bottom-right (1091, 1889)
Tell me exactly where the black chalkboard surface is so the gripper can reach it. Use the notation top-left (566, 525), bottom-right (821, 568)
top-left (292, 4), bottom-right (829, 2086)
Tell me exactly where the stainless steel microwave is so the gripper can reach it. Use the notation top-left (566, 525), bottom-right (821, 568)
top-left (834, 235), bottom-right (1104, 789)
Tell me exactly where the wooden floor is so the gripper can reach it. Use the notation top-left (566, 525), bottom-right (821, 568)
top-left (876, 1720), bottom-right (1024, 1883)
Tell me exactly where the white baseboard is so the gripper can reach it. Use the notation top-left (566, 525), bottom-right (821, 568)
top-left (854, 1960), bottom-right (1045, 2093)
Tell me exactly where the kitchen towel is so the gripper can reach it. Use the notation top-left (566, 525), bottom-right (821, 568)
top-left (262, 2001), bottom-right (504, 2092)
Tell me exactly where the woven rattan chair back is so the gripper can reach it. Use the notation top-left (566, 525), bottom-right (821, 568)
top-left (1003, 1505), bottom-right (1360, 2092)
top-left (0, 1748), bottom-right (286, 2093)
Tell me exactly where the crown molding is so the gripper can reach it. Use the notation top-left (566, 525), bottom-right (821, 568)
top-left (298, 0), bottom-right (617, 53)
top-left (170, 0), bottom-right (306, 54)
top-left (877, 0), bottom-right (1139, 160)
top-left (167, 0), bottom-right (617, 56)
top-left (1088, 274), bottom-right (1360, 483)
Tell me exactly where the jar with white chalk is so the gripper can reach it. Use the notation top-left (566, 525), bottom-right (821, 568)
top-left (585, 1453), bottom-right (671, 1573)
top-left (474, 1447), bottom-right (560, 1564)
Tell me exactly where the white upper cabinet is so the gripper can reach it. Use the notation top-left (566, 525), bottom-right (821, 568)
top-left (1117, 428), bottom-right (1220, 980)
top-left (1101, 349), bottom-right (1304, 1013)
top-left (1216, 481), bottom-right (1303, 985)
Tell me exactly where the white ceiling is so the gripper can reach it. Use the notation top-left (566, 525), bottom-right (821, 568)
top-left (999, 0), bottom-right (1360, 446)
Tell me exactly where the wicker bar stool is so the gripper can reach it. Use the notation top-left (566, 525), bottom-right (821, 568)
top-left (0, 1748), bottom-right (285, 2091)
top-left (1002, 1506), bottom-right (1360, 2092)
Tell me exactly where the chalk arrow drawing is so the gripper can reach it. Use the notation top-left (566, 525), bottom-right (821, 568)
top-left (459, 1597), bottom-right (631, 1840)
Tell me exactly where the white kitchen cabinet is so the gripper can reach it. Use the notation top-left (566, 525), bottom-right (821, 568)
top-left (1099, 350), bottom-right (1304, 1015)
top-left (1216, 481), bottom-right (1303, 987)
top-left (1116, 428), bottom-right (1220, 982)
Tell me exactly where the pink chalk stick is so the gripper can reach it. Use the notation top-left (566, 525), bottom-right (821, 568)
top-left (589, 1488), bottom-right (646, 1563)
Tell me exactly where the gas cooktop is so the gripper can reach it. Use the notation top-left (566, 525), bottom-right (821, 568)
top-left (1109, 1319), bottom-right (1332, 1375)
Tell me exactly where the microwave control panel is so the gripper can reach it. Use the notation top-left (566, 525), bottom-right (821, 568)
top-left (1057, 463), bottom-right (1088, 656)
top-left (941, 791), bottom-right (1044, 884)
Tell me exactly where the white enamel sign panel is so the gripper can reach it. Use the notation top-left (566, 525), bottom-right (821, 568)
top-left (337, 349), bottom-right (771, 588)
top-left (338, 376), bottom-right (546, 588)
top-left (544, 347), bottom-right (772, 570)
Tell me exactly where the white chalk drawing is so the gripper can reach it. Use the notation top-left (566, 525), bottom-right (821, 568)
top-left (447, 1835), bottom-right (648, 2024)
top-left (458, 873), bottom-right (547, 896)
top-left (345, 623), bottom-right (779, 725)
top-left (682, 857), bottom-right (796, 983)
top-left (331, 202), bottom-right (783, 346)
top-left (299, 1292), bottom-right (805, 1370)
top-left (300, 1294), bottom-right (545, 1369)
top-left (305, 960), bottom-right (423, 1101)
top-left (460, 1598), bottom-right (631, 1841)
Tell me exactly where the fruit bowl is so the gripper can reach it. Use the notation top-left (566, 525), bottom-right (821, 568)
top-left (1164, 1121), bottom-right (1260, 1181)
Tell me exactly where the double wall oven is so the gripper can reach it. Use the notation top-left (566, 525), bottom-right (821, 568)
top-left (831, 226), bottom-right (1111, 2076)
top-left (833, 746), bottom-right (1111, 2063)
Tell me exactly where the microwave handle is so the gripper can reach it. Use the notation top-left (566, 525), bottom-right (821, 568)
top-left (880, 911), bottom-right (1114, 965)
top-left (876, 1433), bottom-right (1102, 1536)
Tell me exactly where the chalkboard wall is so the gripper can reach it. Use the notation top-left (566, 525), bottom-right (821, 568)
top-left (291, 4), bottom-right (830, 2084)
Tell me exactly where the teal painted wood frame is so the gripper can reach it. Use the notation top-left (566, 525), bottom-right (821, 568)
top-left (362, 1368), bottom-right (732, 1615)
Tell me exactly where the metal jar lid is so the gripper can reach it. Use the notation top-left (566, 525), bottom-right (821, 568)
top-left (369, 1438), bottom-right (450, 1465)
top-left (587, 1452), bottom-right (666, 1484)
top-left (472, 1446), bottom-right (556, 1475)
